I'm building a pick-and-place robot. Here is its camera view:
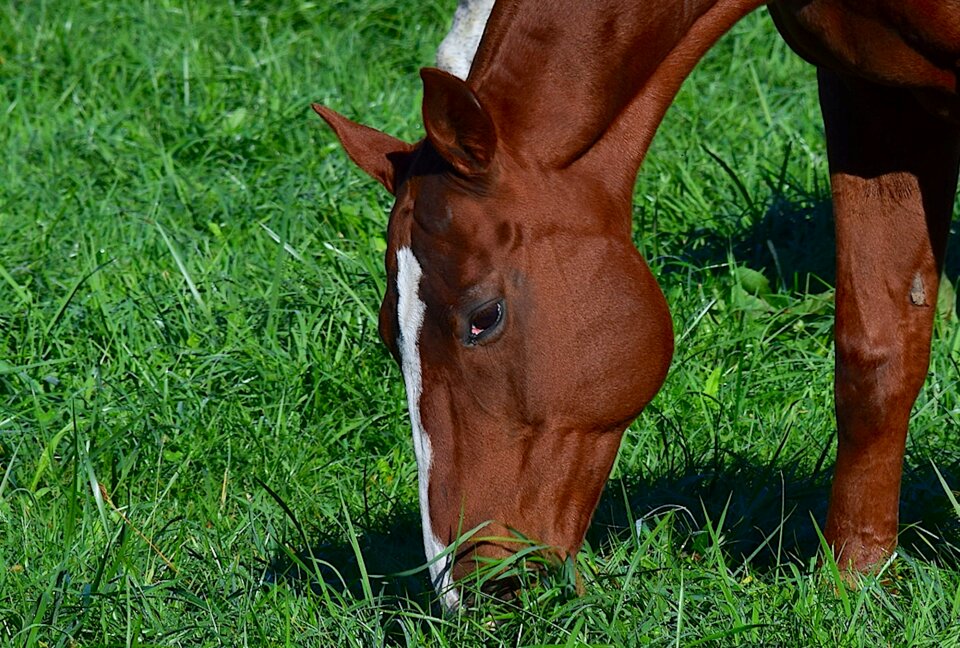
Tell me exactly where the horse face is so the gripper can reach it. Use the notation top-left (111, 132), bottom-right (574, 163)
top-left (314, 69), bottom-right (673, 607)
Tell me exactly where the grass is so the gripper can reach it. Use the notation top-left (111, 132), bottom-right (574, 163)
top-left (2, 0), bottom-right (960, 645)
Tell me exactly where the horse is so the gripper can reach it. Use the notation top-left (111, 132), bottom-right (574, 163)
top-left (313, 0), bottom-right (960, 609)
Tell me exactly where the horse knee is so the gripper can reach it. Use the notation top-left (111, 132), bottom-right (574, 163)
top-left (834, 322), bottom-right (929, 442)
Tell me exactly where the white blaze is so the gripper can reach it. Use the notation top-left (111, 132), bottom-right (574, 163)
top-left (395, 246), bottom-right (460, 610)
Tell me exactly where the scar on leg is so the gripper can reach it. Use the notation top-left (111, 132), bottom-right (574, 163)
top-left (910, 273), bottom-right (927, 306)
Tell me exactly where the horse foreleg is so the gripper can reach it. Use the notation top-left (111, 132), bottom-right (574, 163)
top-left (818, 68), bottom-right (960, 571)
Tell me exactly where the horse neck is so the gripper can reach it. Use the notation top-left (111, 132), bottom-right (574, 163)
top-left (469, 0), bottom-right (765, 178)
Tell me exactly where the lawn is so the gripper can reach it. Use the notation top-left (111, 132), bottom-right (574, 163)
top-left (2, 1), bottom-right (960, 645)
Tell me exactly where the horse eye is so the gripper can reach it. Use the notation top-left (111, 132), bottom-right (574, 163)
top-left (467, 300), bottom-right (503, 343)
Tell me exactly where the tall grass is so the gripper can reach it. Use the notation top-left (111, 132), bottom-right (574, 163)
top-left (1, 1), bottom-right (959, 645)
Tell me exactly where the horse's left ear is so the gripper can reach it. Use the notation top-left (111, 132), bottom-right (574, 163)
top-left (312, 103), bottom-right (413, 195)
top-left (420, 68), bottom-right (497, 177)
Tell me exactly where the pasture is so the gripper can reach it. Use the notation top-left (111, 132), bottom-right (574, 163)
top-left (2, 0), bottom-right (960, 645)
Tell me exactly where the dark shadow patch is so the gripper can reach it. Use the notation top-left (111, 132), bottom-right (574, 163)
top-left (589, 456), bottom-right (960, 573)
top-left (261, 507), bottom-right (432, 607)
top-left (261, 454), bottom-right (960, 611)
top-left (655, 184), bottom-right (836, 294)
top-left (654, 166), bottom-right (960, 304)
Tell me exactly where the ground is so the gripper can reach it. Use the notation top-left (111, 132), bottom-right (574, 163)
top-left (1, 1), bottom-right (959, 645)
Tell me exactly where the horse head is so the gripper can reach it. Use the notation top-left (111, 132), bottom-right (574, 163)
top-left (314, 67), bottom-right (673, 607)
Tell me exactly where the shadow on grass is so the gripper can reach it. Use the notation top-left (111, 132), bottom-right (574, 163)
top-left (659, 180), bottom-right (960, 295)
top-left (660, 189), bottom-right (836, 293)
top-left (263, 506), bottom-right (435, 607)
top-left (263, 454), bottom-right (960, 607)
top-left (589, 455), bottom-right (960, 571)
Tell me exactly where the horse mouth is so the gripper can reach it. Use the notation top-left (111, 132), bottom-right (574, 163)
top-left (440, 530), bottom-right (575, 608)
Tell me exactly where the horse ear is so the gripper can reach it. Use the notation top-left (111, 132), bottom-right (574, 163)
top-left (312, 104), bottom-right (413, 195)
top-left (420, 68), bottom-right (497, 177)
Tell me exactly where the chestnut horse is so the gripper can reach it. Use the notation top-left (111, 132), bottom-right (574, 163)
top-left (315, 0), bottom-right (960, 608)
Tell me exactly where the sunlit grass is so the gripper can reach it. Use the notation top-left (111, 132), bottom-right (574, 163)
top-left (2, 1), bottom-right (959, 645)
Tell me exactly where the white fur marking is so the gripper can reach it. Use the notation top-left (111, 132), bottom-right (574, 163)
top-left (436, 0), bottom-right (495, 79)
top-left (396, 247), bottom-right (460, 610)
